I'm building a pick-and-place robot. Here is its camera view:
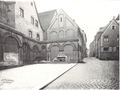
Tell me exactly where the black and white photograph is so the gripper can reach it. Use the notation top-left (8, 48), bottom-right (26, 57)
top-left (0, 0), bottom-right (119, 90)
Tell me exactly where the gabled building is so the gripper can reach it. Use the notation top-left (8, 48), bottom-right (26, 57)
top-left (99, 17), bottom-right (119, 60)
top-left (38, 10), bottom-right (57, 40)
top-left (39, 9), bottom-right (87, 63)
top-left (90, 16), bottom-right (119, 60)
top-left (95, 27), bottom-right (105, 58)
top-left (0, 0), bottom-right (45, 66)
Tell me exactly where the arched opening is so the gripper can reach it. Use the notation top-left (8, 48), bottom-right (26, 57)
top-left (65, 29), bottom-right (73, 39)
top-left (59, 30), bottom-right (64, 39)
top-left (4, 36), bottom-right (19, 65)
top-left (50, 31), bottom-right (57, 40)
top-left (32, 45), bottom-right (40, 61)
top-left (22, 43), bottom-right (31, 64)
top-left (64, 45), bottom-right (73, 62)
top-left (50, 46), bottom-right (59, 61)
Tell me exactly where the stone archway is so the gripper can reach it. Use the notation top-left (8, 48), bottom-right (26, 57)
top-left (50, 46), bottom-right (59, 61)
top-left (64, 45), bottom-right (74, 63)
top-left (32, 45), bottom-right (40, 61)
top-left (4, 36), bottom-right (20, 65)
top-left (22, 43), bottom-right (31, 64)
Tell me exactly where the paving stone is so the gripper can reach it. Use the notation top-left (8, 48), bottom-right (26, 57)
top-left (44, 57), bottom-right (119, 89)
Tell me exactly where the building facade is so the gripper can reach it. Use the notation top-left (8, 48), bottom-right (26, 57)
top-left (89, 16), bottom-right (119, 60)
top-left (89, 40), bottom-right (95, 57)
top-left (0, 0), bottom-right (46, 66)
top-left (39, 9), bottom-right (87, 63)
top-left (99, 17), bottom-right (119, 60)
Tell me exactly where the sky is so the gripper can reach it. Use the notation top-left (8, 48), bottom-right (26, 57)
top-left (34, 0), bottom-right (120, 48)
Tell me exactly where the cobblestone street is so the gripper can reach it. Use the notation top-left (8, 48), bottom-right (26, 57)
top-left (44, 57), bottom-right (119, 89)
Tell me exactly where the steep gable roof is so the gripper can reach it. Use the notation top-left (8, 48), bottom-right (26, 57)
top-left (38, 10), bottom-right (57, 31)
top-left (98, 17), bottom-right (119, 41)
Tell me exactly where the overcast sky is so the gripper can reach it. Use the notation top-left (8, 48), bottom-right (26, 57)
top-left (34, 0), bottom-right (120, 48)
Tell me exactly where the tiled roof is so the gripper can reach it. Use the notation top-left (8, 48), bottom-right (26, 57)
top-left (38, 10), bottom-right (57, 31)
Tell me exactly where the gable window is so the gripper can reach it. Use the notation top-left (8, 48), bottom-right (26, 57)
top-left (103, 35), bottom-right (109, 42)
top-left (31, 16), bottom-right (34, 24)
top-left (35, 20), bottom-right (38, 27)
top-left (20, 8), bottom-right (24, 17)
top-left (60, 17), bottom-right (62, 22)
top-left (36, 33), bottom-right (40, 41)
top-left (112, 25), bottom-right (116, 30)
top-left (29, 30), bottom-right (32, 38)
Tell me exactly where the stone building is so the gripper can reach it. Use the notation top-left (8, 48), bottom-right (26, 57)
top-left (89, 16), bottom-right (119, 60)
top-left (0, 0), bottom-right (46, 66)
top-left (94, 27), bottom-right (105, 58)
top-left (39, 9), bottom-right (87, 63)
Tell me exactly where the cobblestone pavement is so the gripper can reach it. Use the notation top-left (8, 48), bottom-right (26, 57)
top-left (43, 57), bottom-right (119, 89)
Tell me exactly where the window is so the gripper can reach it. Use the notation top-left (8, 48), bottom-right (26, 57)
top-left (112, 25), bottom-right (116, 30)
top-left (31, 16), bottom-right (34, 24)
top-left (42, 45), bottom-right (46, 49)
top-left (35, 20), bottom-right (38, 27)
top-left (20, 8), bottom-right (24, 17)
top-left (103, 35), bottom-right (109, 42)
top-left (60, 17), bottom-right (62, 22)
top-left (117, 35), bottom-right (119, 41)
top-left (103, 47), bottom-right (109, 52)
top-left (36, 33), bottom-right (40, 41)
top-left (117, 47), bottom-right (119, 51)
top-left (31, 2), bottom-right (33, 6)
top-left (29, 30), bottom-right (32, 38)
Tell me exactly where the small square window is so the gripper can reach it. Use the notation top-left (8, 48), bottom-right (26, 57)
top-left (112, 25), bottom-right (116, 30)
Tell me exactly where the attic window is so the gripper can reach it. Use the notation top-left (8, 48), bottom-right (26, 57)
top-left (112, 25), bottom-right (116, 30)
top-left (31, 2), bottom-right (33, 6)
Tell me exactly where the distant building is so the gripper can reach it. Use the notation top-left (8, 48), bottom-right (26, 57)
top-left (39, 9), bottom-right (87, 63)
top-left (0, 0), bottom-right (45, 66)
top-left (89, 16), bottom-right (119, 60)
top-left (89, 40), bottom-right (95, 57)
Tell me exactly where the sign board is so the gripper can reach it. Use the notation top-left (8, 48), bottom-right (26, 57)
top-left (4, 53), bottom-right (19, 66)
